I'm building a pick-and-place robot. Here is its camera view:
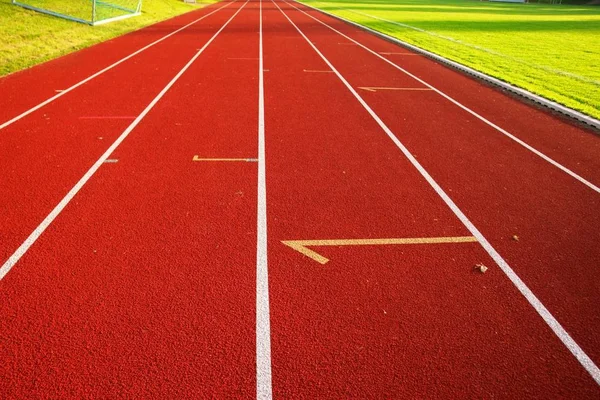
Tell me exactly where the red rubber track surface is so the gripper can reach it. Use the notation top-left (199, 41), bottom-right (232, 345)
top-left (265, 1), bottom-right (599, 398)
top-left (1, 1), bottom-right (258, 397)
top-left (0, 3), bottom-right (239, 263)
top-left (1, 0), bottom-right (599, 397)
top-left (287, 0), bottom-right (600, 368)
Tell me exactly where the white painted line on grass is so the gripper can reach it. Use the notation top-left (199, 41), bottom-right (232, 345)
top-left (0, 1), bottom-right (248, 282)
top-left (290, 1), bottom-right (600, 195)
top-left (256, 1), bottom-right (273, 399)
top-left (92, 12), bottom-right (142, 27)
top-left (0, 0), bottom-right (236, 132)
top-left (275, 0), bottom-right (600, 386)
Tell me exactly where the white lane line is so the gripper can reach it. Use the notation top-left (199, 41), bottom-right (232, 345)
top-left (290, 1), bottom-right (600, 195)
top-left (256, 0), bottom-right (273, 398)
top-left (0, 1), bottom-right (248, 282)
top-left (103, 159), bottom-right (119, 163)
top-left (275, 0), bottom-right (600, 386)
top-left (0, 0), bottom-right (236, 132)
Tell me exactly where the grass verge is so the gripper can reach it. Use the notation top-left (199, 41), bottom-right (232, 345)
top-left (302, 0), bottom-right (600, 120)
top-left (0, 0), bottom-right (217, 77)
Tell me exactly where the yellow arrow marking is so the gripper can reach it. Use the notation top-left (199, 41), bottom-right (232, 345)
top-left (358, 87), bottom-right (432, 92)
top-left (282, 236), bottom-right (478, 264)
top-left (303, 69), bottom-right (333, 73)
top-left (193, 156), bottom-right (258, 162)
top-left (379, 52), bottom-right (422, 56)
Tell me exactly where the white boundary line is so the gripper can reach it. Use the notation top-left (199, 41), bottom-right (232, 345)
top-left (296, 2), bottom-right (600, 132)
top-left (274, 0), bottom-right (600, 386)
top-left (0, 0), bottom-right (236, 131)
top-left (256, 0), bottom-right (273, 398)
top-left (289, 1), bottom-right (600, 195)
top-left (0, 1), bottom-right (248, 281)
top-left (92, 12), bottom-right (142, 26)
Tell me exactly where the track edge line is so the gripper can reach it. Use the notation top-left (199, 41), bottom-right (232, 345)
top-left (296, 1), bottom-right (600, 132)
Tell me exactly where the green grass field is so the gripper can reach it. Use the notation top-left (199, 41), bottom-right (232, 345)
top-left (0, 0), bottom-right (216, 77)
top-left (303, 0), bottom-right (600, 120)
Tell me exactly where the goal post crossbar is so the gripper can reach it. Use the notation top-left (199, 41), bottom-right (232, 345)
top-left (12, 0), bottom-right (143, 26)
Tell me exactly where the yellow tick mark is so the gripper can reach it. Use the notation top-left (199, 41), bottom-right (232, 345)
top-left (193, 156), bottom-right (258, 162)
top-left (282, 236), bottom-right (478, 264)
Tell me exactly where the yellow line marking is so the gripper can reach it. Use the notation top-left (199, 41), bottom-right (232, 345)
top-left (303, 69), bottom-right (333, 73)
top-left (358, 86), bottom-right (432, 92)
top-left (379, 52), bottom-right (422, 56)
top-left (282, 236), bottom-right (478, 264)
top-left (193, 156), bottom-right (258, 162)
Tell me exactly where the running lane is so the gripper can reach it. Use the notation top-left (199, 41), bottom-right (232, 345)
top-left (282, 0), bottom-right (600, 374)
top-left (0, 2), bottom-right (241, 268)
top-left (263, 0), bottom-right (600, 397)
top-left (291, 0), bottom-right (600, 186)
top-left (0, 1), bottom-right (258, 397)
top-left (0, 1), bottom-right (234, 122)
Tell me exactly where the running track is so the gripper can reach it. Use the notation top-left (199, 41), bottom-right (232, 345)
top-left (1, 0), bottom-right (599, 398)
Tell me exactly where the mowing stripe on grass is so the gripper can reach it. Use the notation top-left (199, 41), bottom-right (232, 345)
top-left (289, 0), bottom-right (600, 194)
top-left (275, 0), bottom-right (600, 386)
top-left (334, 5), bottom-right (600, 87)
top-left (0, 0), bottom-right (248, 281)
top-left (0, 0), bottom-right (236, 132)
